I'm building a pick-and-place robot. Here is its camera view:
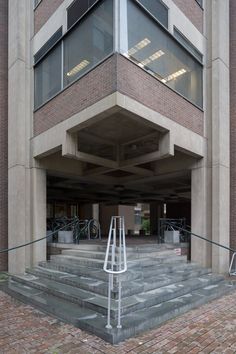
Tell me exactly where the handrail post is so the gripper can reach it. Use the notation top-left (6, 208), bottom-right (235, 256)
top-left (103, 216), bottom-right (127, 330)
top-left (105, 273), bottom-right (112, 329)
top-left (117, 274), bottom-right (122, 329)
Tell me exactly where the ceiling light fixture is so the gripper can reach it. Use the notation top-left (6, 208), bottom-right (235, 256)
top-left (138, 49), bottom-right (165, 68)
top-left (125, 38), bottom-right (151, 57)
top-left (161, 68), bottom-right (186, 83)
top-left (67, 59), bottom-right (90, 77)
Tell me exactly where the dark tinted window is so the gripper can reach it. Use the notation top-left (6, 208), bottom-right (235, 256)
top-left (35, 44), bottom-right (62, 109)
top-left (137, 0), bottom-right (168, 28)
top-left (64, 0), bottom-right (113, 86)
top-left (67, 0), bottom-right (99, 29)
top-left (34, 27), bottom-right (63, 64)
top-left (174, 27), bottom-right (203, 63)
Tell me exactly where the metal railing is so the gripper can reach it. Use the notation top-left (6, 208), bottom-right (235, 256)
top-left (229, 253), bottom-right (236, 276)
top-left (0, 219), bottom-right (79, 255)
top-left (103, 216), bottom-right (127, 329)
top-left (47, 217), bottom-right (101, 243)
top-left (88, 219), bottom-right (101, 240)
top-left (164, 221), bottom-right (236, 276)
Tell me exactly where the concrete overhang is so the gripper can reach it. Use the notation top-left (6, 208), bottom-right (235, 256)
top-left (32, 92), bottom-right (206, 161)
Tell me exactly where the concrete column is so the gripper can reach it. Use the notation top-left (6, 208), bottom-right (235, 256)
top-left (92, 204), bottom-right (99, 221)
top-left (0, 0), bottom-right (8, 271)
top-left (211, 0), bottom-right (230, 273)
top-left (191, 164), bottom-right (212, 268)
top-left (8, 0), bottom-right (33, 274)
top-left (32, 168), bottom-right (47, 265)
top-left (150, 202), bottom-right (162, 236)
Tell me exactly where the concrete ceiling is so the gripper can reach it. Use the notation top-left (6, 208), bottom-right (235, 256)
top-left (43, 110), bottom-right (196, 205)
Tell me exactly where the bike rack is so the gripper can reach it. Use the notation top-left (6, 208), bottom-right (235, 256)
top-left (103, 216), bottom-right (127, 329)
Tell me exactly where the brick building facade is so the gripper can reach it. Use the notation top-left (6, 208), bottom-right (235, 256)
top-left (0, 0), bottom-right (235, 275)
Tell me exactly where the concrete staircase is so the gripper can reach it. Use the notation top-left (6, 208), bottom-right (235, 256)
top-left (3, 244), bottom-right (235, 344)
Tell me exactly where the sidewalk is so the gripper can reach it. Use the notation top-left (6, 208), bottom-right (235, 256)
top-left (0, 289), bottom-right (236, 354)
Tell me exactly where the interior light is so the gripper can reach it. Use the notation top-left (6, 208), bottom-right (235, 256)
top-left (140, 50), bottom-right (165, 67)
top-left (161, 68), bottom-right (186, 83)
top-left (67, 59), bottom-right (90, 77)
top-left (149, 50), bottom-right (165, 61)
top-left (127, 38), bottom-right (151, 56)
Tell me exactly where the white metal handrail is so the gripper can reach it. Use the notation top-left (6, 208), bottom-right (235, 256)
top-left (103, 216), bottom-right (127, 329)
top-left (229, 252), bottom-right (236, 276)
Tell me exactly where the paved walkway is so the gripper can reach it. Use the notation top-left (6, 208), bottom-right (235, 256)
top-left (0, 290), bottom-right (236, 354)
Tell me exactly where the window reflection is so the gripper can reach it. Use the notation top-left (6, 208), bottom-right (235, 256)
top-left (64, 0), bottom-right (113, 86)
top-left (125, 0), bottom-right (203, 108)
top-left (34, 43), bottom-right (62, 109)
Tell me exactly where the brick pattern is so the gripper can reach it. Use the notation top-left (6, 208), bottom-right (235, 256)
top-left (117, 55), bottom-right (204, 136)
top-left (34, 55), bottom-right (117, 136)
top-left (34, 54), bottom-right (204, 136)
top-left (172, 0), bottom-right (203, 33)
top-left (0, 289), bottom-right (236, 352)
top-left (230, 0), bottom-right (236, 250)
top-left (34, 0), bottom-right (65, 34)
top-left (0, 1), bottom-right (8, 271)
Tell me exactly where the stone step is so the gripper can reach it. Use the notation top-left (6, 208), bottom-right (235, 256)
top-left (61, 248), bottom-right (178, 261)
top-left (82, 275), bottom-right (225, 318)
top-left (10, 273), bottom-right (224, 319)
top-left (80, 281), bottom-right (235, 344)
top-left (26, 265), bottom-right (211, 299)
top-left (3, 278), bottom-right (235, 344)
top-left (56, 243), bottom-right (177, 253)
top-left (38, 259), bottom-right (198, 283)
top-left (50, 254), bottom-right (187, 271)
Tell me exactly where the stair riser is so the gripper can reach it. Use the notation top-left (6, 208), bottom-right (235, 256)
top-left (26, 269), bottom-right (144, 299)
top-left (50, 255), bottom-right (186, 271)
top-left (11, 275), bottom-right (224, 319)
top-left (26, 267), bottom-right (211, 300)
top-left (39, 261), bottom-right (143, 282)
top-left (66, 244), bottom-right (176, 253)
top-left (61, 250), bottom-right (178, 261)
top-left (111, 278), bottom-right (224, 318)
top-left (4, 282), bottom-right (231, 345)
top-left (39, 260), bottom-right (198, 283)
top-left (108, 286), bottom-right (233, 344)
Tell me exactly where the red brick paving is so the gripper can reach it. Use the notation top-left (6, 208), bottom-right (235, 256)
top-left (0, 290), bottom-right (236, 353)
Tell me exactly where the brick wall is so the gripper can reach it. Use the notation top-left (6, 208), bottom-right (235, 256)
top-left (230, 0), bottom-right (236, 250)
top-left (117, 55), bottom-right (204, 136)
top-left (0, 0), bottom-right (8, 271)
top-left (34, 55), bottom-right (117, 135)
top-left (34, 0), bottom-right (65, 33)
top-left (172, 0), bottom-right (203, 33)
top-left (34, 54), bottom-right (204, 136)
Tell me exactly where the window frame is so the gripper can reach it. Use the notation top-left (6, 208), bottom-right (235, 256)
top-left (135, 0), bottom-right (169, 29)
top-left (34, 0), bottom-right (115, 111)
top-left (34, 0), bottom-right (42, 10)
top-left (124, 0), bottom-right (204, 109)
top-left (173, 26), bottom-right (203, 64)
top-left (195, 0), bottom-right (203, 9)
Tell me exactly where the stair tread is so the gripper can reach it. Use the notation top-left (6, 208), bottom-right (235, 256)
top-left (11, 272), bottom-right (225, 315)
top-left (39, 260), bottom-right (202, 283)
top-left (4, 278), bottom-right (235, 344)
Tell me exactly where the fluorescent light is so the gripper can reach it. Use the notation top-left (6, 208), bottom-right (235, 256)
top-left (149, 50), bottom-right (165, 61)
top-left (140, 50), bottom-right (165, 67)
top-left (161, 68), bottom-right (186, 83)
top-left (67, 59), bottom-right (90, 77)
top-left (127, 38), bottom-right (151, 56)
